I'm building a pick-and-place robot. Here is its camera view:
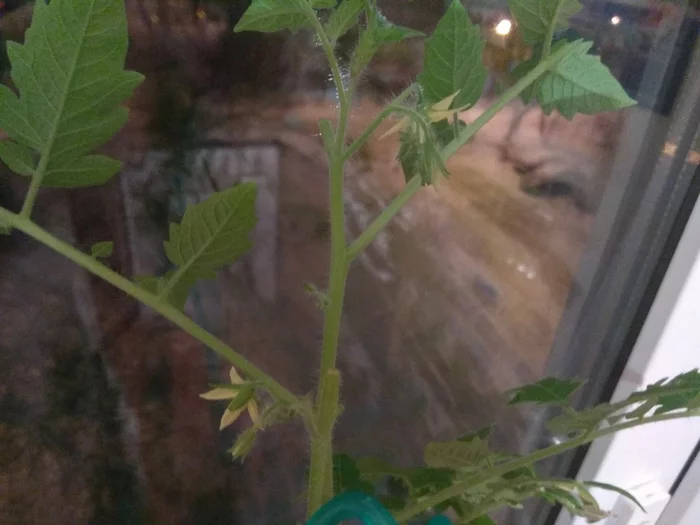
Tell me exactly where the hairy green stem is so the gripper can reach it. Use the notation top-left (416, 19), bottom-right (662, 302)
top-left (0, 206), bottom-right (299, 406)
top-left (305, 5), bottom-right (354, 516)
top-left (394, 410), bottom-right (699, 523)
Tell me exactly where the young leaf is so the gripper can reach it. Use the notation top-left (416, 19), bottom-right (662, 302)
top-left (508, 377), bottom-right (583, 405)
top-left (508, 0), bottom-right (582, 45)
top-left (397, 121), bottom-right (448, 186)
top-left (537, 41), bottom-right (636, 119)
top-left (162, 183), bottom-right (257, 308)
top-left (134, 270), bottom-right (199, 311)
top-left (350, 13), bottom-right (423, 76)
top-left (584, 481), bottom-right (646, 512)
top-left (325, 0), bottom-right (364, 42)
top-left (424, 438), bottom-right (492, 470)
top-left (91, 241), bottom-right (114, 259)
top-left (419, 0), bottom-right (487, 108)
top-left (234, 0), bottom-right (313, 33)
top-left (0, 0), bottom-right (143, 188)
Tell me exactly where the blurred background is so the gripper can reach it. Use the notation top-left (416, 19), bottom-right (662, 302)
top-left (1, 1), bottom-right (700, 524)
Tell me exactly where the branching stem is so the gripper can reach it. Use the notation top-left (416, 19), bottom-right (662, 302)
top-left (0, 206), bottom-right (300, 407)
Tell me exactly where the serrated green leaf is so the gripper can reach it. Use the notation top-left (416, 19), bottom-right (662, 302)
top-left (419, 0), bottom-right (486, 108)
top-left (536, 41), bottom-right (635, 119)
top-left (508, 377), bottom-right (583, 405)
top-left (547, 403), bottom-right (617, 435)
top-left (584, 481), bottom-right (645, 512)
top-left (629, 370), bottom-right (700, 414)
top-left (0, 0), bottom-right (143, 189)
top-left (0, 141), bottom-right (36, 176)
top-left (234, 0), bottom-right (312, 33)
top-left (508, 0), bottom-right (582, 45)
top-left (91, 241), bottom-right (114, 259)
top-left (325, 0), bottom-right (364, 41)
top-left (425, 438), bottom-right (492, 470)
top-left (161, 183), bottom-right (257, 308)
top-left (350, 13), bottom-right (423, 76)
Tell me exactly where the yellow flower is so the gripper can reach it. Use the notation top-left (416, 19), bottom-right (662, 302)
top-left (200, 367), bottom-right (261, 430)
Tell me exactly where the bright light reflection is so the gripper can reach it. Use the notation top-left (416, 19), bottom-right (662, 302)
top-left (611, 15), bottom-right (622, 26)
top-left (495, 19), bottom-right (513, 36)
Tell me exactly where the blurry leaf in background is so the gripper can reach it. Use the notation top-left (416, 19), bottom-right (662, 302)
top-left (508, 377), bottom-right (583, 405)
top-left (351, 12), bottom-right (423, 76)
top-left (91, 241), bottom-right (114, 259)
top-left (0, 0), bottom-right (142, 188)
top-left (419, 0), bottom-right (486, 108)
top-left (325, 0), bottom-right (365, 42)
top-left (547, 403), bottom-right (617, 435)
top-left (508, 0), bottom-right (583, 45)
top-left (333, 454), bottom-right (375, 495)
top-left (234, 0), bottom-right (314, 33)
top-left (424, 437), bottom-right (492, 470)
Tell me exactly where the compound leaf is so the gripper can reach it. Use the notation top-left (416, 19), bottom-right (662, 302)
top-left (234, 0), bottom-right (313, 33)
top-left (537, 41), bottom-right (635, 119)
top-left (91, 241), bottom-right (114, 259)
top-left (508, 377), bottom-right (582, 405)
top-left (161, 183), bottom-right (257, 308)
top-left (325, 0), bottom-right (364, 42)
top-left (629, 370), bottom-right (700, 414)
top-left (0, 0), bottom-right (143, 188)
top-left (508, 0), bottom-right (582, 45)
top-left (419, 0), bottom-right (486, 108)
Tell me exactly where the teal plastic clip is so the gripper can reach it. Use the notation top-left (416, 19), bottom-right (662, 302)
top-left (306, 492), bottom-right (452, 525)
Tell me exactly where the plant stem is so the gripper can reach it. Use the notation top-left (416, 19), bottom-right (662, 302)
top-left (347, 43), bottom-right (572, 260)
top-left (541, 2), bottom-right (563, 60)
top-left (305, 5), bottom-right (354, 516)
top-left (20, 151), bottom-right (50, 218)
top-left (342, 85), bottom-right (416, 162)
top-left (394, 410), bottom-right (699, 523)
top-left (0, 206), bottom-right (299, 407)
